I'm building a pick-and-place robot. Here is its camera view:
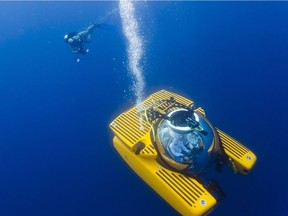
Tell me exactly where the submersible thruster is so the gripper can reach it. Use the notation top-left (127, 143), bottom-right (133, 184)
top-left (109, 90), bottom-right (256, 216)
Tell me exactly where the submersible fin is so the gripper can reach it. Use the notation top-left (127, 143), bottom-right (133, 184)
top-left (110, 89), bottom-right (257, 215)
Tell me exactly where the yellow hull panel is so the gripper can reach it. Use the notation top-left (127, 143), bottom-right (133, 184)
top-left (217, 129), bottom-right (257, 174)
top-left (113, 136), bottom-right (216, 216)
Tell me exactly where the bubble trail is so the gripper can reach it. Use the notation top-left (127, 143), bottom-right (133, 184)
top-left (119, 0), bottom-right (145, 129)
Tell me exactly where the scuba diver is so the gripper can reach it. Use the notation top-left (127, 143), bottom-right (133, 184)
top-left (64, 23), bottom-right (100, 55)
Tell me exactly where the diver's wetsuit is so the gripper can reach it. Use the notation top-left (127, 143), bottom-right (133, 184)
top-left (65, 24), bottom-right (99, 55)
top-left (66, 32), bottom-right (87, 55)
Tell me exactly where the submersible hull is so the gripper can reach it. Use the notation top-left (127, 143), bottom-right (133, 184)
top-left (110, 90), bottom-right (256, 216)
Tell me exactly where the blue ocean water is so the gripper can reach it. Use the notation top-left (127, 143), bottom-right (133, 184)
top-left (0, 1), bottom-right (287, 216)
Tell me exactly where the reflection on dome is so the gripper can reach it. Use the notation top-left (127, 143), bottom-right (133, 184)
top-left (158, 120), bottom-right (203, 163)
top-left (156, 109), bottom-right (216, 175)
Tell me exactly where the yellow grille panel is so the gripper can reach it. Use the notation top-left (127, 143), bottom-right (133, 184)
top-left (196, 107), bottom-right (206, 116)
top-left (217, 129), bottom-right (257, 174)
top-left (156, 167), bottom-right (214, 209)
top-left (218, 129), bottom-right (249, 159)
top-left (139, 144), bottom-right (157, 159)
top-left (110, 110), bottom-right (150, 148)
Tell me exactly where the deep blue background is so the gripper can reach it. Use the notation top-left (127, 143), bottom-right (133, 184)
top-left (0, 1), bottom-right (287, 216)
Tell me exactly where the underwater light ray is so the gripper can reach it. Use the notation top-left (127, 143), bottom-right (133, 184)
top-left (119, 0), bottom-right (145, 129)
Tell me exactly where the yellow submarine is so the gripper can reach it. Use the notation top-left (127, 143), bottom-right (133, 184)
top-left (110, 90), bottom-right (256, 216)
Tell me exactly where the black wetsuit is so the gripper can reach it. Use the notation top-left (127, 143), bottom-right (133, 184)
top-left (65, 24), bottom-right (100, 55)
top-left (65, 32), bottom-right (87, 55)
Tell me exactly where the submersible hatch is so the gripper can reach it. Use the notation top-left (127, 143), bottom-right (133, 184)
top-left (109, 90), bottom-right (257, 216)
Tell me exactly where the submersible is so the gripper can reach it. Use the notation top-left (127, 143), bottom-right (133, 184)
top-left (110, 90), bottom-right (256, 216)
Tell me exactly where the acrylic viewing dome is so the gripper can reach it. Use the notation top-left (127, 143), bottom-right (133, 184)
top-left (156, 108), bottom-right (216, 175)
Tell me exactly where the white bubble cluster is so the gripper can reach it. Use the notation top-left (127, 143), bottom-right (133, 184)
top-left (119, 0), bottom-right (145, 129)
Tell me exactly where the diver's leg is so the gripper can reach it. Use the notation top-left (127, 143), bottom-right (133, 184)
top-left (85, 34), bottom-right (92, 42)
top-left (87, 24), bottom-right (99, 33)
top-left (78, 24), bottom-right (98, 42)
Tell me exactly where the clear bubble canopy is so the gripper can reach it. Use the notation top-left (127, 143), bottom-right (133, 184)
top-left (157, 108), bottom-right (217, 175)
